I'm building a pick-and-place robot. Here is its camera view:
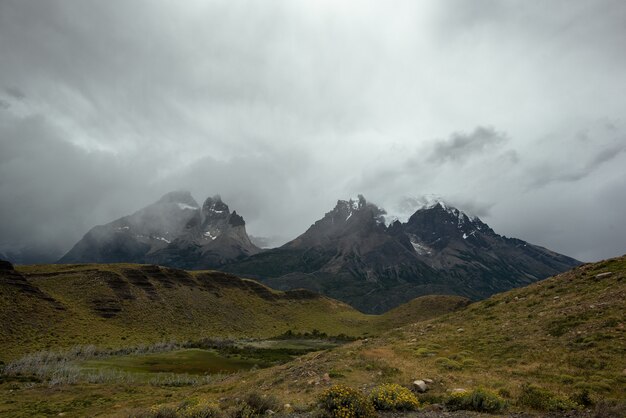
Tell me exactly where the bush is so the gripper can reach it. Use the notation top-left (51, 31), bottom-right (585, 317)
top-left (242, 392), bottom-right (280, 414)
top-left (593, 400), bottom-right (626, 418)
top-left (130, 401), bottom-right (222, 418)
top-left (369, 383), bottom-right (419, 411)
top-left (317, 385), bottom-right (377, 418)
top-left (445, 388), bottom-right (507, 413)
top-left (570, 388), bottom-right (594, 408)
top-left (517, 383), bottom-right (579, 412)
top-left (435, 357), bottom-right (463, 371)
top-left (182, 402), bottom-right (223, 418)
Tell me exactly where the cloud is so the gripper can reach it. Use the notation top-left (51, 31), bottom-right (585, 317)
top-left (526, 126), bottom-right (626, 188)
top-left (429, 126), bottom-right (508, 163)
top-left (0, 0), bottom-right (625, 262)
top-left (4, 87), bottom-right (25, 100)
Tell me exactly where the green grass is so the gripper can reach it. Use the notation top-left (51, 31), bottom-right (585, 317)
top-left (2, 256), bottom-right (624, 416)
top-left (0, 263), bottom-right (468, 362)
top-left (81, 349), bottom-right (259, 376)
top-left (0, 263), bottom-right (379, 361)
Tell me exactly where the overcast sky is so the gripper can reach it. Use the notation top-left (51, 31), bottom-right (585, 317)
top-left (1, 0), bottom-right (625, 262)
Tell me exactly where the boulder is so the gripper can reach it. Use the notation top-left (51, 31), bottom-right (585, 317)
top-left (412, 379), bottom-right (428, 392)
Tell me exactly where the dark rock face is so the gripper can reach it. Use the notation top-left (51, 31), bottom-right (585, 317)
top-left (59, 192), bottom-right (260, 269)
top-left (224, 197), bottom-right (581, 314)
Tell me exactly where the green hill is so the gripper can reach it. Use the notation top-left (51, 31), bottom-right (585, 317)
top-left (0, 263), bottom-right (374, 361)
top-left (243, 254), bottom-right (625, 408)
top-left (0, 262), bottom-right (469, 362)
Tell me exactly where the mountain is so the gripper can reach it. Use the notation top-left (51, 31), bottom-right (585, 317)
top-left (223, 196), bottom-right (581, 313)
top-left (59, 191), bottom-right (260, 268)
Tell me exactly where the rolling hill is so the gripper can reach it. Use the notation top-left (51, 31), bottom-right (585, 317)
top-left (0, 261), bottom-right (468, 362)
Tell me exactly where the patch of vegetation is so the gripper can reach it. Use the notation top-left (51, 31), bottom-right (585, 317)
top-left (317, 385), bottom-right (376, 418)
top-left (369, 383), bottom-right (419, 411)
top-left (435, 357), bottom-right (463, 370)
top-left (517, 383), bottom-right (580, 412)
top-left (132, 400), bottom-right (223, 418)
top-left (445, 388), bottom-right (507, 413)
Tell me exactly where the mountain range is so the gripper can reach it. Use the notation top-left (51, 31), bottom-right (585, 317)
top-left (223, 195), bottom-right (581, 313)
top-left (59, 192), bottom-right (580, 313)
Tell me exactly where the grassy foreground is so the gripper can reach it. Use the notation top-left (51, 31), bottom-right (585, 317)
top-left (0, 256), bottom-right (624, 416)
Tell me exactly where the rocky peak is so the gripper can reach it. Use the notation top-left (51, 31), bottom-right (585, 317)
top-left (202, 195), bottom-right (230, 220)
top-left (402, 201), bottom-right (495, 251)
top-left (328, 195), bottom-right (386, 225)
top-left (228, 211), bottom-right (246, 227)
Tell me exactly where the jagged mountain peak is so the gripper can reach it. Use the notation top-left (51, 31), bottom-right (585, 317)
top-left (329, 195), bottom-right (386, 224)
top-left (202, 195), bottom-right (230, 219)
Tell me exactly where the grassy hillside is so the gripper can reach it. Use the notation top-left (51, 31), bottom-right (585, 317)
top-left (0, 263), bottom-right (374, 361)
top-left (1, 256), bottom-right (623, 416)
top-left (241, 255), bottom-right (625, 407)
top-left (0, 262), bottom-right (468, 362)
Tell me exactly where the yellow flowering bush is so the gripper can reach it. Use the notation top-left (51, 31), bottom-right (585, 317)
top-left (369, 383), bottom-right (420, 411)
top-left (318, 384), bottom-right (377, 418)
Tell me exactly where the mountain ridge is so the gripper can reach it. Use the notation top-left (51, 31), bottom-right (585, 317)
top-left (224, 196), bottom-right (581, 313)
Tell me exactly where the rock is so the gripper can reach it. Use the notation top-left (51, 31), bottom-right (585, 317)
top-left (595, 272), bottom-right (613, 279)
top-left (413, 379), bottom-right (428, 392)
top-left (322, 373), bottom-right (331, 382)
top-left (283, 404), bottom-right (291, 410)
top-left (450, 388), bottom-right (468, 394)
top-left (424, 378), bottom-right (434, 384)
top-left (457, 328), bottom-right (464, 332)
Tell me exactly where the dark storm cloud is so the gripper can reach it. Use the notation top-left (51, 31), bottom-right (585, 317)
top-left (429, 126), bottom-right (507, 163)
top-left (4, 87), bottom-right (25, 100)
top-left (0, 0), bottom-right (625, 262)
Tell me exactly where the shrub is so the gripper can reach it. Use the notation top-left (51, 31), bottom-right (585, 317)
top-left (517, 383), bottom-right (579, 412)
top-left (369, 383), bottom-right (419, 411)
top-left (241, 392), bottom-right (280, 414)
top-left (181, 402), bottom-right (223, 418)
top-left (131, 401), bottom-right (223, 418)
top-left (415, 347), bottom-right (436, 357)
top-left (570, 388), bottom-right (593, 408)
top-left (593, 400), bottom-right (626, 418)
top-left (445, 388), bottom-right (507, 413)
top-left (140, 405), bottom-right (179, 418)
top-left (435, 357), bottom-right (462, 371)
top-left (317, 384), bottom-right (377, 418)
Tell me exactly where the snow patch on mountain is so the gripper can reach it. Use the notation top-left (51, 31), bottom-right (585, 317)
top-left (408, 235), bottom-right (432, 255)
top-left (177, 203), bottom-right (198, 211)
